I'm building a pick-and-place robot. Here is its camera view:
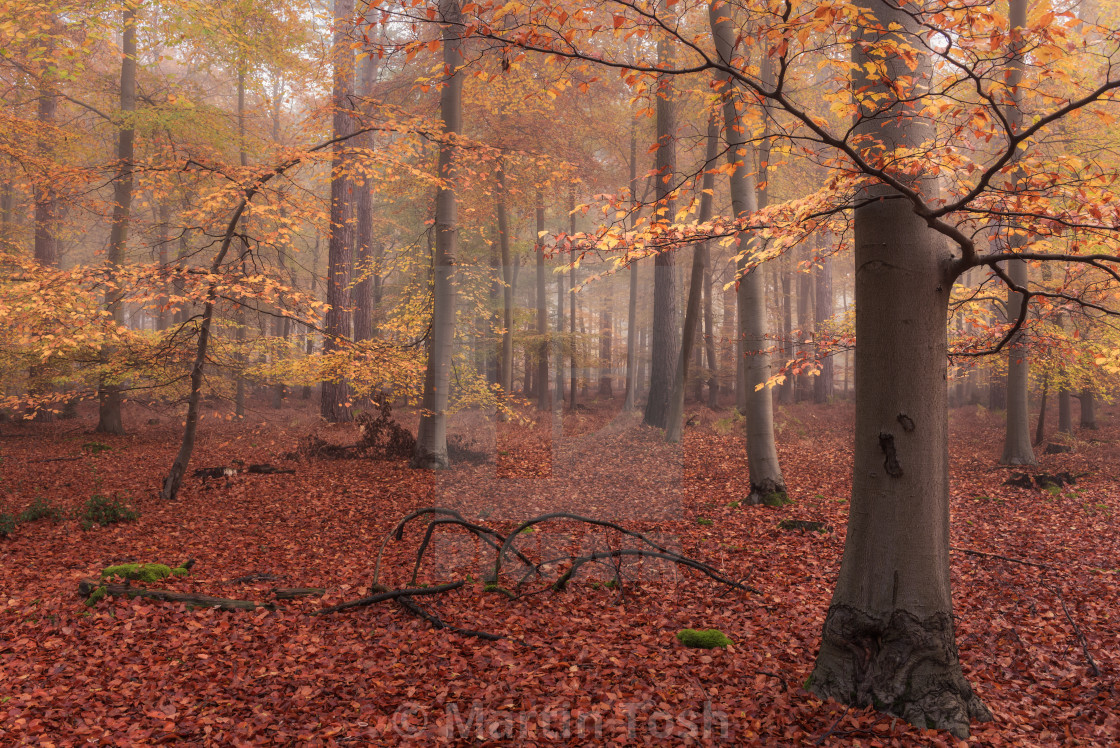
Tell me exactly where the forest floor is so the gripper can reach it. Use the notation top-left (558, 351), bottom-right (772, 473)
top-left (0, 394), bottom-right (1117, 746)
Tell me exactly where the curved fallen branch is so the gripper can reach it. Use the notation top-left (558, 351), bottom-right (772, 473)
top-left (313, 580), bottom-right (465, 615)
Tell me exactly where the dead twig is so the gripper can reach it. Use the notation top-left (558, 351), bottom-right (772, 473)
top-left (1040, 580), bottom-right (1102, 677)
top-left (313, 580), bottom-right (465, 615)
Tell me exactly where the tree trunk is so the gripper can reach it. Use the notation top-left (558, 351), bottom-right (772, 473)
top-left (569, 192), bottom-right (578, 410)
top-left (96, 2), bottom-right (137, 436)
top-left (411, 0), bottom-right (462, 468)
top-left (703, 255), bottom-right (719, 408)
top-left (535, 201), bottom-right (550, 411)
top-left (807, 0), bottom-right (992, 736)
top-left (353, 42), bottom-right (379, 346)
top-left (1080, 390), bottom-right (1097, 429)
top-left (555, 242), bottom-right (565, 409)
top-left (34, 73), bottom-right (58, 268)
top-left (622, 120), bottom-right (640, 411)
top-left (234, 69), bottom-right (249, 419)
top-left (642, 37), bottom-right (678, 429)
top-left (1034, 381), bottom-right (1048, 446)
top-left (711, 5), bottom-right (785, 501)
top-left (666, 118), bottom-right (718, 443)
top-left (999, 0), bottom-right (1036, 465)
top-left (814, 250), bottom-right (834, 403)
top-left (796, 244), bottom-right (814, 401)
top-left (497, 160), bottom-right (514, 416)
top-left (599, 305), bottom-right (613, 398)
top-left (321, 0), bottom-right (356, 423)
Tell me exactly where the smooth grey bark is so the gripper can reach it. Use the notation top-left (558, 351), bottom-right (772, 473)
top-left (34, 73), bottom-right (58, 268)
top-left (666, 118), bottom-right (718, 443)
top-left (322, 0), bottom-right (356, 423)
top-left (703, 253), bottom-right (718, 408)
top-left (353, 46), bottom-right (380, 345)
top-left (599, 306), bottom-right (613, 397)
top-left (569, 192), bottom-right (578, 410)
top-left (807, 0), bottom-right (992, 736)
top-left (814, 251), bottom-right (834, 403)
top-left (711, 3), bottom-right (785, 501)
top-left (796, 243), bottom-right (814, 401)
top-left (555, 235), bottom-right (565, 408)
top-left (999, 0), bottom-right (1036, 465)
top-left (642, 34), bottom-right (679, 429)
top-left (496, 160), bottom-right (514, 415)
top-left (1080, 390), bottom-right (1097, 428)
top-left (234, 68), bottom-right (248, 419)
top-left (96, 1), bottom-right (137, 436)
top-left (535, 202), bottom-right (550, 411)
top-left (622, 120), bottom-right (640, 411)
top-left (411, 0), bottom-right (462, 468)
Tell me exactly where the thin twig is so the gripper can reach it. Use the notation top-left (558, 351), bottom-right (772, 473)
top-left (950, 546), bottom-right (1054, 570)
top-left (1040, 580), bottom-right (1102, 677)
top-left (313, 580), bottom-right (465, 615)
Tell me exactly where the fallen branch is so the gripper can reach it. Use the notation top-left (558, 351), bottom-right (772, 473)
top-left (551, 549), bottom-right (760, 594)
top-left (950, 546), bottom-right (1054, 570)
top-left (313, 580), bottom-right (465, 615)
top-left (272, 587), bottom-right (326, 599)
top-left (1040, 580), bottom-right (1102, 677)
top-left (78, 579), bottom-right (272, 611)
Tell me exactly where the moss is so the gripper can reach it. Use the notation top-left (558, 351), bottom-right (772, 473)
top-left (0, 512), bottom-right (16, 538)
top-left (79, 495), bottom-right (139, 530)
top-left (171, 567), bottom-right (190, 577)
top-left (696, 517), bottom-right (714, 526)
top-left (761, 491), bottom-right (793, 508)
top-left (676, 628), bottom-right (733, 649)
top-left (803, 674), bottom-right (815, 690)
top-left (101, 563), bottom-right (175, 583)
top-left (85, 585), bottom-right (107, 607)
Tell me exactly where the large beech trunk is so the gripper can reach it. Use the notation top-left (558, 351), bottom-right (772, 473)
top-left (642, 31), bottom-right (678, 429)
top-left (999, 0), bottom-right (1036, 465)
top-left (808, 0), bottom-right (992, 737)
top-left (710, 2), bottom-right (785, 502)
top-left (96, 2), bottom-right (137, 436)
top-left (321, 0), bottom-right (356, 423)
top-left (411, 0), bottom-right (462, 468)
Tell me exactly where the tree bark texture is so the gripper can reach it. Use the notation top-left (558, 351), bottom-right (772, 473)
top-left (711, 3), bottom-right (785, 501)
top-left (411, 0), bottom-right (462, 468)
top-left (96, 2), bottom-right (137, 436)
top-left (807, 1), bottom-right (992, 736)
top-left (322, 0), bottom-right (357, 423)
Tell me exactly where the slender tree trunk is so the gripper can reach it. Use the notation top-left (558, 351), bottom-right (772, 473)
top-left (535, 201), bottom-right (550, 411)
top-left (814, 250), bottom-right (834, 403)
top-left (1034, 381), bottom-right (1049, 446)
top-left (34, 74), bottom-right (58, 268)
top-left (497, 160), bottom-right (514, 416)
top-left (999, 0), bottom-right (1036, 465)
top-left (353, 44), bottom-right (379, 345)
top-left (642, 34), bottom-right (679, 429)
top-left (711, 6), bottom-right (785, 500)
top-left (234, 68), bottom-right (249, 419)
top-left (703, 257), bottom-right (719, 408)
top-left (806, 0), bottom-right (992, 736)
top-left (778, 253), bottom-right (794, 405)
top-left (322, 0), bottom-right (357, 423)
top-left (622, 120), bottom-right (640, 411)
top-left (96, 2), bottom-right (138, 436)
top-left (796, 244), bottom-right (814, 401)
top-left (411, 0), bottom-right (462, 468)
top-left (555, 240), bottom-right (565, 409)
top-left (599, 304), bottom-right (613, 398)
top-left (666, 118), bottom-right (718, 443)
top-left (569, 192), bottom-right (578, 410)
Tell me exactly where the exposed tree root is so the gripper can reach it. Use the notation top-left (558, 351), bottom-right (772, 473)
top-left (809, 606), bottom-right (992, 739)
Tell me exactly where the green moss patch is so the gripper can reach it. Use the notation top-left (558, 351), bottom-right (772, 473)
top-left (761, 491), bottom-right (793, 508)
top-left (101, 563), bottom-right (189, 583)
top-left (676, 628), bottom-right (733, 649)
